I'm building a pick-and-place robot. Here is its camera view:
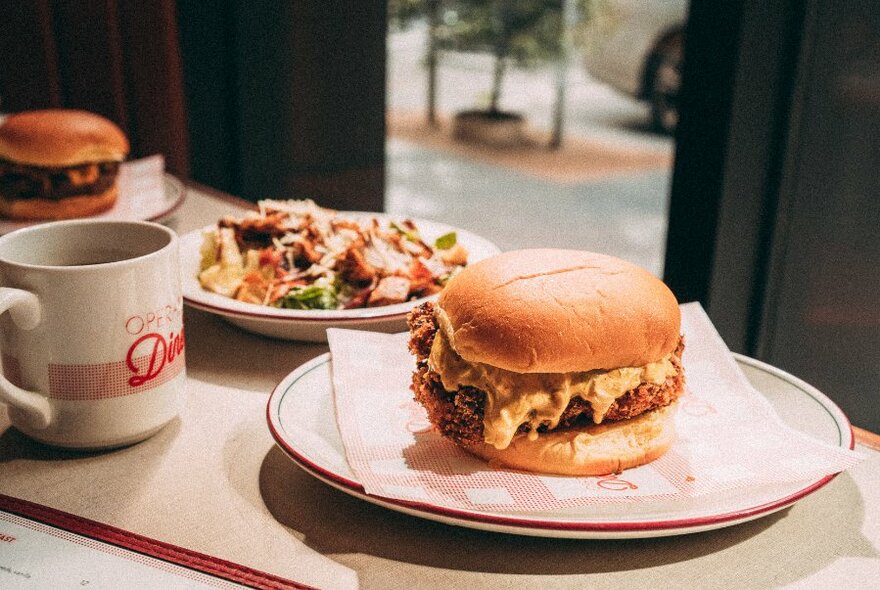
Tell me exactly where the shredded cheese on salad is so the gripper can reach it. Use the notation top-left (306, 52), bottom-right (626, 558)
top-left (197, 199), bottom-right (469, 310)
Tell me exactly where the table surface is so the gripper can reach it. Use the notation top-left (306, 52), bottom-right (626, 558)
top-left (1, 184), bottom-right (879, 590)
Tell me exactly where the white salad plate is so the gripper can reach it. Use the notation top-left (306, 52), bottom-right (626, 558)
top-left (266, 352), bottom-right (854, 539)
top-left (0, 173), bottom-right (185, 235)
top-left (180, 214), bottom-right (501, 341)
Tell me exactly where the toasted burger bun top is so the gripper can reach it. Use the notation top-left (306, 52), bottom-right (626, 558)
top-left (0, 109), bottom-right (129, 167)
top-left (437, 248), bottom-right (681, 373)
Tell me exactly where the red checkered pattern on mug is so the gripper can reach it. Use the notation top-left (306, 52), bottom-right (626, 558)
top-left (47, 351), bottom-right (185, 400)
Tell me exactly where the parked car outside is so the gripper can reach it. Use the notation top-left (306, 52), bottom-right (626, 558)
top-left (582, 0), bottom-right (687, 134)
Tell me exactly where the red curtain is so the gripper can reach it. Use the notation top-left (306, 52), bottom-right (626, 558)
top-left (0, 0), bottom-right (189, 177)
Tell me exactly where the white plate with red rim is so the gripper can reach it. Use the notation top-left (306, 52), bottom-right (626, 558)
top-left (179, 214), bottom-right (501, 341)
top-left (266, 352), bottom-right (854, 539)
top-left (0, 173), bottom-right (185, 235)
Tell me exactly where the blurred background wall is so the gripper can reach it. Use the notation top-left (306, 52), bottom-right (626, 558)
top-left (177, 1), bottom-right (386, 210)
top-left (0, 0), bottom-right (190, 177)
top-left (0, 0), bottom-right (387, 212)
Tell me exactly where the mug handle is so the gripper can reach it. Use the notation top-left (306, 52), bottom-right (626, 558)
top-left (0, 287), bottom-right (52, 429)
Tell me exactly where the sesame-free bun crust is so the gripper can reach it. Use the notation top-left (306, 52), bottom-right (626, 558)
top-left (465, 402), bottom-right (677, 476)
top-left (437, 249), bottom-right (681, 373)
top-left (0, 185), bottom-right (118, 220)
top-left (0, 110), bottom-right (129, 166)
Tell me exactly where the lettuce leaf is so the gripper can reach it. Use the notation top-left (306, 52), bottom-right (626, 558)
top-left (434, 231), bottom-right (457, 250)
top-left (276, 284), bottom-right (338, 310)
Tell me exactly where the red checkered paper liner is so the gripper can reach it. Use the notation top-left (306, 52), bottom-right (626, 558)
top-left (327, 303), bottom-right (863, 512)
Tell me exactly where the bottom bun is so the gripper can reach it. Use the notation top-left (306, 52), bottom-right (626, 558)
top-left (465, 402), bottom-right (678, 476)
top-left (0, 185), bottom-right (119, 221)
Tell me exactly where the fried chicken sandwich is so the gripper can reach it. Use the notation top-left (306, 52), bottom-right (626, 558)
top-left (0, 109), bottom-right (129, 220)
top-left (407, 249), bottom-right (685, 476)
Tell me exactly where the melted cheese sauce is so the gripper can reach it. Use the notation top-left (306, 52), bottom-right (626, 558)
top-left (66, 164), bottom-right (100, 186)
top-left (428, 327), bottom-right (677, 450)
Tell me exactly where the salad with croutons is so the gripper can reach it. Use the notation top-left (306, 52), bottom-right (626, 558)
top-left (197, 199), bottom-right (468, 310)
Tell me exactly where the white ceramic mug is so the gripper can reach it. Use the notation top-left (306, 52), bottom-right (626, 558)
top-left (0, 219), bottom-right (186, 449)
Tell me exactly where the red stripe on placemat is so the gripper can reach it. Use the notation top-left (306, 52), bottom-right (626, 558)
top-left (0, 494), bottom-right (316, 590)
top-left (48, 351), bottom-right (185, 400)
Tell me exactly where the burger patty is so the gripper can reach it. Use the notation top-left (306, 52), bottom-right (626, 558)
top-left (0, 158), bottom-right (120, 201)
top-left (407, 301), bottom-right (685, 447)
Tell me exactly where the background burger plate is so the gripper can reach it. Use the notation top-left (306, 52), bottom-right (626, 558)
top-left (266, 352), bottom-right (854, 539)
top-left (0, 173), bottom-right (185, 235)
top-left (179, 215), bottom-right (501, 341)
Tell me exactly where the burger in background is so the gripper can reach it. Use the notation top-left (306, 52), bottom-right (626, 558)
top-left (408, 249), bottom-right (685, 476)
top-left (0, 109), bottom-right (129, 220)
